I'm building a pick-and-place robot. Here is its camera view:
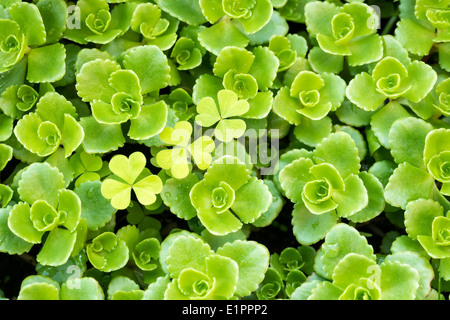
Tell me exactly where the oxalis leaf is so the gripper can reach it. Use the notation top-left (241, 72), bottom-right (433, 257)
top-left (0, 0), bottom-right (449, 302)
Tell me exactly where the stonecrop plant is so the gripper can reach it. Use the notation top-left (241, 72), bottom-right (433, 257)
top-left (1, 0), bottom-right (450, 302)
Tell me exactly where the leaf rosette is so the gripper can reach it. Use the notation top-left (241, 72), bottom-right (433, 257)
top-left (403, 199), bottom-right (450, 258)
top-left (63, 0), bottom-right (133, 45)
top-left (200, 0), bottom-right (273, 34)
top-left (76, 56), bottom-right (169, 141)
top-left (434, 78), bottom-right (450, 115)
top-left (396, 0), bottom-right (449, 60)
top-left (197, 0), bottom-right (273, 54)
top-left (131, 2), bottom-right (179, 50)
top-left (170, 37), bottom-right (203, 70)
top-left (0, 1), bottom-right (67, 82)
top-left (0, 19), bottom-right (27, 73)
top-left (163, 235), bottom-right (269, 299)
top-left (304, 1), bottom-right (383, 66)
top-left (156, 121), bottom-right (215, 179)
top-left (0, 84), bottom-right (40, 119)
top-left (86, 231), bottom-right (129, 272)
top-left (189, 155), bottom-right (272, 235)
top-left (14, 92), bottom-right (84, 158)
top-left (423, 128), bottom-right (450, 195)
top-left (346, 56), bottom-right (437, 111)
top-left (302, 253), bottom-right (420, 300)
top-left (273, 70), bottom-right (346, 124)
top-left (8, 163), bottom-right (82, 266)
top-left (279, 132), bottom-right (368, 218)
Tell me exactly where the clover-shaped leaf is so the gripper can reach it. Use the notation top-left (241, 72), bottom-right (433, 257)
top-left (156, 121), bottom-right (214, 179)
top-left (101, 152), bottom-right (163, 210)
top-left (195, 89), bottom-right (250, 142)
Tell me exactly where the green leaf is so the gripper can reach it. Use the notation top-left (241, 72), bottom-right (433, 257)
top-left (236, 0), bottom-right (273, 34)
top-left (161, 173), bottom-right (199, 220)
top-left (128, 101), bottom-right (168, 141)
top-left (346, 172), bottom-right (385, 223)
top-left (8, 202), bottom-right (44, 244)
top-left (383, 251), bottom-right (434, 300)
top-left (156, 0), bottom-right (207, 26)
top-left (166, 235), bottom-right (213, 278)
top-left (370, 101), bottom-right (411, 149)
top-left (79, 116), bottom-right (125, 154)
top-left (395, 19), bottom-right (435, 56)
top-left (36, 227), bottom-right (77, 266)
top-left (305, 1), bottom-right (340, 37)
top-left (86, 232), bottom-right (129, 272)
top-left (75, 59), bottom-right (121, 103)
top-left (294, 116), bottom-right (332, 147)
top-left (122, 45), bottom-right (170, 94)
top-left (132, 238), bottom-right (160, 271)
top-left (36, 0), bottom-right (68, 44)
top-left (404, 199), bottom-right (443, 239)
top-left (379, 260), bottom-right (420, 300)
top-left (424, 128), bottom-right (450, 167)
top-left (346, 72), bottom-right (386, 111)
top-left (318, 223), bottom-right (375, 279)
top-left (217, 240), bottom-right (270, 297)
top-left (347, 34), bottom-right (383, 66)
top-left (384, 162), bottom-right (435, 210)
top-left (9, 1), bottom-right (46, 46)
top-left (17, 281), bottom-right (60, 300)
top-left (333, 174), bottom-right (368, 218)
top-left (331, 253), bottom-right (379, 289)
top-left (213, 46), bottom-right (254, 77)
top-left (75, 180), bottom-right (116, 230)
top-left (292, 202), bottom-right (338, 246)
top-left (231, 177), bottom-right (272, 223)
top-left (279, 157), bottom-right (314, 203)
top-left (388, 117), bottom-right (434, 168)
top-left (402, 60), bottom-right (438, 103)
top-left (17, 162), bottom-right (65, 207)
top-left (27, 43), bottom-right (66, 83)
top-left (0, 20), bottom-right (27, 73)
top-left (313, 131), bottom-right (360, 178)
top-left (273, 86), bottom-right (303, 125)
top-left (198, 20), bottom-right (250, 56)
top-left (0, 206), bottom-right (33, 254)
top-left (308, 46), bottom-right (344, 74)
top-left (61, 277), bottom-right (104, 300)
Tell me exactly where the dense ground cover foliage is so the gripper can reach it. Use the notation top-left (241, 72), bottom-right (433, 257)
top-left (0, 0), bottom-right (449, 300)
